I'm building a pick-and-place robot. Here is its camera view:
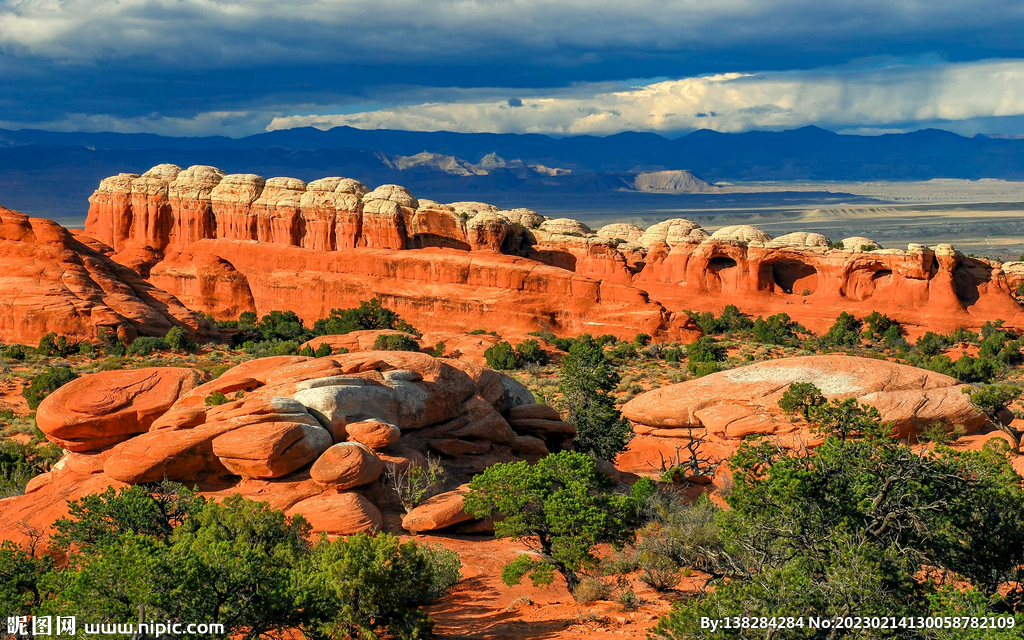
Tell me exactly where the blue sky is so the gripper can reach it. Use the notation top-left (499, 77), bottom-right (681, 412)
top-left (1, 0), bottom-right (1023, 137)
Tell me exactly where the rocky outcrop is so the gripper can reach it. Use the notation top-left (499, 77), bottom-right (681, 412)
top-left (82, 164), bottom-right (1024, 339)
top-left (36, 368), bottom-right (204, 452)
top-left (618, 355), bottom-right (988, 472)
top-left (9, 351), bottom-right (563, 540)
top-left (0, 206), bottom-right (216, 345)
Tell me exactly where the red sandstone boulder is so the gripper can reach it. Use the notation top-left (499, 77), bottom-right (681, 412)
top-left (622, 355), bottom-right (987, 441)
top-left (401, 485), bottom-right (475, 533)
top-left (212, 423), bottom-right (332, 479)
top-left (508, 404), bottom-right (561, 422)
top-left (102, 425), bottom-right (233, 484)
top-left (309, 442), bottom-right (384, 488)
top-left (37, 368), bottom-right (203, 451)
top-left (286, 491), bottom-right (383, 535)
top-left (346, 419), bottom-right (401, 450)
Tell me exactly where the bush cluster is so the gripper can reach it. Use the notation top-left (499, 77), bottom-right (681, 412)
top-left (1, 484), bottom-right (461, 639)
top-left (22, 367), bottom-right (78, 410)
top-left (483, 339), bottom-right (547, 370)
top-left (651, 399), bottom-right (1024, 638)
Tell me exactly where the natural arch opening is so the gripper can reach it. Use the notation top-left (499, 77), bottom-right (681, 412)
top-left (770, 260), bottom-right (818, 294)
top-left (872, 269), bottom-right (894, 285)
top-left (706, 256), bottom-right (738, 293)
top-left (953, 264), bottom-right (983, 307)
top-left (708, 256), bottom-right (738, 271)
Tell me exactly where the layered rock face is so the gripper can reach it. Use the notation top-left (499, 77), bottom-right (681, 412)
top-left (618, 355), bottom-right (988, 472)
top-left (84, 165), bottom-right (688, 340)
top-left (6, 349), bottom-right (564, 540)
top-left (0, 205), bottom-right (216, 344)
top-left (85, 165), bottom-right (1024, 338)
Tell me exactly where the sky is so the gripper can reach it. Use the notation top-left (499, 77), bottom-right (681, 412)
top-left (1, 0), bottom-right (1024, 138)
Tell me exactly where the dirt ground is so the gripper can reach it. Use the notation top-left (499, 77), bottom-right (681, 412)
top-left (421, 536), bottom-right (680, 639)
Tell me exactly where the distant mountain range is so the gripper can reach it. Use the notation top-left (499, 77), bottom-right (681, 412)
top-left (1, 125), bottom-right (1022, 222)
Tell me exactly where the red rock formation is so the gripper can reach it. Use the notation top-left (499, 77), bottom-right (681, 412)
top-left (0, 206), bottom-right (216, 345)
top-left (618, 355), bottom-right (988, 472)
top-left (85, 173), bottom-right (137, 252)
top-left (212, 174), bottom-right (265, 241)
top-left (252, 177), bottom-right (305, 246)
top-left (36, 368), bottom-right (204, 452)
top-left (635, 237), bottom-right (1024, 336)
top-left (4, 351), bottom-right (552, 541)
top-left (168, 165), bottom-right (224, 249)
top-left (360, 185), bottom-right (415, 250)
top-left (150, 241), bottom-right (688, 340)
top-left (81, 164), bottom-right (1024, 340)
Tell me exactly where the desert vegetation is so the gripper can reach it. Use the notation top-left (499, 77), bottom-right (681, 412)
top-left (1, 483), bottom-right (461, 640)
top-left (5, 299), bottom-right (1024, 637)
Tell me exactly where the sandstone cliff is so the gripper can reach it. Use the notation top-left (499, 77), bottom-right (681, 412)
top-left (82, 164), bottom-right (1024, 339)
top-left (0, 205), bottom-right (216, 344)
top-left (84, 164), bottom-right (694, 340)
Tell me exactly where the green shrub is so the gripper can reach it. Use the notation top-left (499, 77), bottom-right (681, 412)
top-left (558, 335), bottom-right (633, 460)
top-left (163, 326), bottom-right (195, 352)
top-left (820, 311), bottom-right (862, 348)
top-left (650, 407), bottom-right (1024, 639)
top-left (633, 333), bottom-right (652, 346)
top-left (751, 313), bottom-right (798, 345)
top-left (966, 383), bottom-right (1021, 420)
top-left (305, 532), bottom-right (461, 639)
top-left (686, 304), bottom-right (752, 335)
top-left (243, 339), bottom-right (301, 357)
top-left (3, 344), bottom-right (27, 360)
top-left (126, 336), bottom-right (166, 357)
top-left (372, 333), bottom-right (421, 352)
top-left (663, 347), bottom-right (684, 363)
top-left (688, 361), bottom-right (721, 377)
top-left (37, 332), bottom-right (79, 357)
top-left (204, 392), bottom-right (230, 406)
top-left (608, 342), bottom-right (638, 360)
top-left (863, 311), bottom-right (900, 341)
top-left (484, 341), bottom-right (519, 370)
top-left (916, 331), bottom-right (950, 356)
top-left (312, 298), bottom-right (418, 337)
top-left (430, 341), bottom-right (445, 357)
top-left (514, 339), bottom-right (546, 365)
top-left (551, 337), bottom-right (576, 351)
top-left (297, 344), bottom-right (315, 357)
top-left (22, 367), bottom-right (78, 410)
top-left (595, 334), bottom-right (618, 347)
top-left (468, 329), bottom-right (487, 335)
top-left (528, 330), bottom-right (557, 342)
top-left (1, 440), bottom-right (62, 498)
top-left (686, 336), bottom-right (725, 365)
top-left (313, 343), bottom-right (332, 357)
top-left (947, 326), bottom-right (980, 344)
top-left (778, 382), bottom-right (825, 418)
top-left (464, 451), bottom-right (655, 595)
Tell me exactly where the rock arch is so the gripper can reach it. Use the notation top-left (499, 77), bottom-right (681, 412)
top-left (766, 259), bottom-right (818, 295)
top-left (706, 256), bottom-right (739, 293)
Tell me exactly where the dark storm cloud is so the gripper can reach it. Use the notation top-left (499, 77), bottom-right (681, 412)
top-left (1, 0), bottom-right (1023, 134)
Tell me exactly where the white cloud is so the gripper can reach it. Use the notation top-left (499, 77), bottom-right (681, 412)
top-left (266, 60), bottom-right (1024, 135)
